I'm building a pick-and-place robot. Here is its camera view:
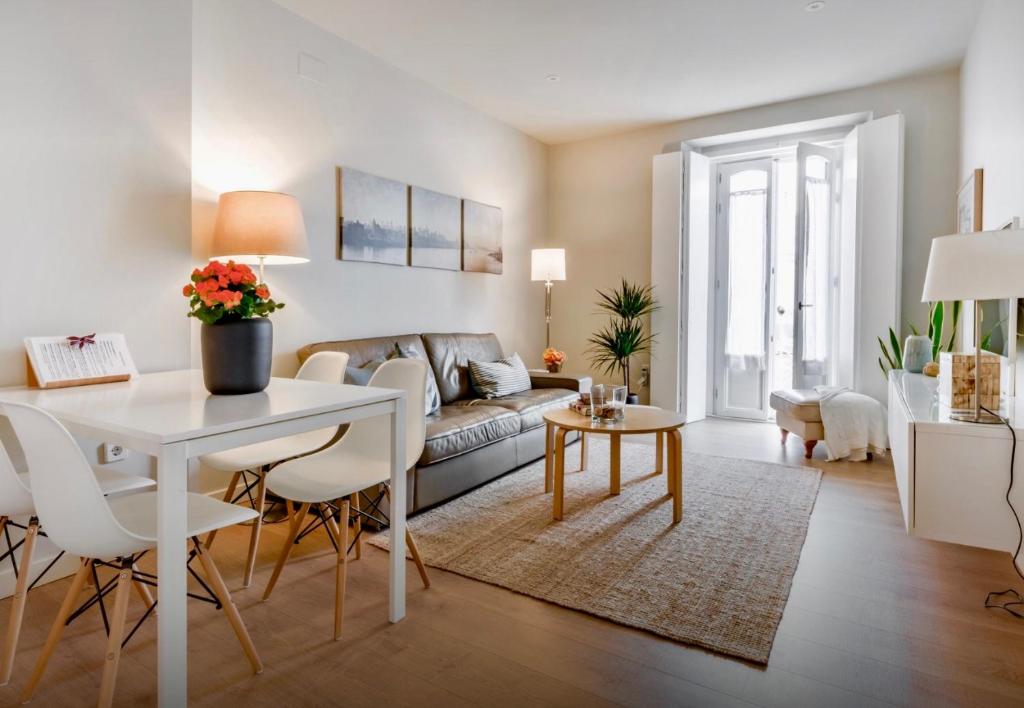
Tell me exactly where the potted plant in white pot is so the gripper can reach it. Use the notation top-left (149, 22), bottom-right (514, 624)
top-left (183, 260), bottom-right (285, 394)
top-left (586, 279), bottom-right (659, 405)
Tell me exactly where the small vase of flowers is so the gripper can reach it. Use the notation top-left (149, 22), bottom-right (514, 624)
top-left (183, 260), bottom-right (285, 394)
top-left (543, 348), bottom-right (566, 373)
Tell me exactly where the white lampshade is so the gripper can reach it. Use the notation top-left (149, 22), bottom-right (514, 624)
top-left (531, 248), bottom-right (566, 281)
top-left (921, 229), bottom-right (1024, 302)
top-left (209, 191), bottom-right (310, 265)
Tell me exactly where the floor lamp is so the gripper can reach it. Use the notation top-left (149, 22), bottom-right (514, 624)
top-left (209, 191), bottom-right (310, 283)
top-left (922, 229), bottom-right (1024, 423)
top-left (531, 248), bottom-right (566, 348)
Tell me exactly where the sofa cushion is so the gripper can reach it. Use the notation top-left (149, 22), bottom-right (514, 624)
top-left (457, 388), bottom-right (578, 431)
top-left (421, 404), bottom-right (521, 465)
top-left (468, 352), bottom-right (532, 399)
top-left (421, 333), bottom-right (504, 404)
top-left (769, 389), bottom-right (823, 423)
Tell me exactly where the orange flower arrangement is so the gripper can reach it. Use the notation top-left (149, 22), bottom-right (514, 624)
top-left (183, 260), bottom-right (284, 324)
top-left (543, 347), bottom-right (566, 373)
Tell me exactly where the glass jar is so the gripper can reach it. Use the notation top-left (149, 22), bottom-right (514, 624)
top-left (590, 384), bottom-right (606, 423)
top-left (610, 385), bottom-right (627, 422)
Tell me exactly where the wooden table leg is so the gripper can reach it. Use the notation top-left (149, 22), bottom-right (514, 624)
top-left (544, 421), bottom-right (554, 493)
top-left (670, 428), bottom-right (683, 523)
top-left (666, 435), bottom-right (675, 496)
top-left (610, 433), bottom-right (621, 495)
top-left (655, 431), bottom-right (664, 474)
top-left (553, 427), bottom-right (568, 521)
top-left (579, 432), bottom-right (588, 471)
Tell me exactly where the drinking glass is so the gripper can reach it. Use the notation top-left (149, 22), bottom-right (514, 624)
top-left (590, 384), bottom-right (606, 423)
top-left (610, 385), bottom-right (627, 422)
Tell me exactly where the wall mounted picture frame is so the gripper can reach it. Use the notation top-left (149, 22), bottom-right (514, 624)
top-left (337, 167), bottom-right (409, 266)
top-left (462, 199), bottom-right (503, 274)
top-left (957, 168), bottom-right (983, 235)
top-left (410, 186), bottom-right (461, 270)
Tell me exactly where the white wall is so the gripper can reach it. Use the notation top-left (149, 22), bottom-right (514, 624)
top-left (960, 0), bottom-right (1024, 230)
top-left (0, 0), bottom-right (192, 596)
top-left (192, 0), bottom-right (549, 376)
top-left (548, 70), bottom-right (960, 397)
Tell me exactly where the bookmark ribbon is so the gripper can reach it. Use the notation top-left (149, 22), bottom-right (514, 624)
top-left (67, 333), bottom-right (97, 349)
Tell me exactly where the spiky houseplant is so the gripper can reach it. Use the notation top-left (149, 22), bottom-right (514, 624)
top-left (586, 279), bottom-right (659, 393)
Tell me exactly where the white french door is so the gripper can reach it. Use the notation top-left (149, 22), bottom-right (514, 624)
top-left (792, 142), bottom-right (839, 389)
top-left (713, 159), bottom-right (774, 419)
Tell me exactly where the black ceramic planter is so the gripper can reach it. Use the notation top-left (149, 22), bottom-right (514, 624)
top-left (626, 392), bottom-right (640, 405)
top-left (201, 318), bottom-right (273, 395)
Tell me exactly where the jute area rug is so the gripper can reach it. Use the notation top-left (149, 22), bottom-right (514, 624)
top-left (370, 438), bottom-right (821, 664)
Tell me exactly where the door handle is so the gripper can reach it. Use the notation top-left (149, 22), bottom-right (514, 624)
top-left (776, 305), bottom-right (786, 315)
top-left (798, 302), bottom-right (813, 310)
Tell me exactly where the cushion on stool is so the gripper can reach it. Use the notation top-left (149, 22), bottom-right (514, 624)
top-left (769, 389), bottom-right (823, 423)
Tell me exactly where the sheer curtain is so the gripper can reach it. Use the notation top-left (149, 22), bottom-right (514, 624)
top-left (800, 175), bottom-right (830, 375)
top-left (725, 185), bottom-right (768, 371)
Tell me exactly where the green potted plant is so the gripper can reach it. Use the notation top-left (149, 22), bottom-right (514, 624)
top-left (586, 279), bottom-right (659, 404)
top-left (183, 260), bottom-right (285, 394)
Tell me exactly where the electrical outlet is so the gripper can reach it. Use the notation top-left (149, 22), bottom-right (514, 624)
top-left (639, 365), bottom-right (650, 388)
top-left (101, 442), bottom-right (127, 464)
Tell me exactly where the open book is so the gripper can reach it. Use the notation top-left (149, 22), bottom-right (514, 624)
top-left (24, 333), bottom-right (138, 389)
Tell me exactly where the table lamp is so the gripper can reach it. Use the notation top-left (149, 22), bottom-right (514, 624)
top-left (209, 191), bottom-right (309, 283)
top-left (921, 229), bottom-right (1024, 423)
top-left (531, 248), bottom-right (566, 348)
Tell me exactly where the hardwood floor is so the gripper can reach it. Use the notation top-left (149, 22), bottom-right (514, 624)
top-left (2, 417), bottom-right (1024, 707)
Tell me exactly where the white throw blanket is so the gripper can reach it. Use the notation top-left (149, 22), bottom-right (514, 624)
top-left (814, 386), bottom-right (888, 462)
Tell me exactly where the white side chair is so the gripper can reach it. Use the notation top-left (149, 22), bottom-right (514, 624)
top-left (262, 358), bottom-right (431, 640)
top-left (200, 351), bottom-right (349, 586)
top-left (2, 402), bottom-right (262, 708)
top-left (0, 432), bottom-right (155, 688)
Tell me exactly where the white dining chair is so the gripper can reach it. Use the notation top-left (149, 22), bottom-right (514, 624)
top-left (2, 402), bottom-right (262, 708)
top-left (0, 430), bottom-right (155, 688)
top-left (261, 358), bottom-right (431, 640)
top-left (200, 350), bottom-right (349, 586)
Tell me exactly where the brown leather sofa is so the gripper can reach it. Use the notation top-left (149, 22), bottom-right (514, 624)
top-left (297, 333), bottom-right (591, 513)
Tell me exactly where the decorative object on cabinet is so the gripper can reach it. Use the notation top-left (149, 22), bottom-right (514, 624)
top-left (938, 351), bottom-right (1001, 411)
top-left (24, 333), bottom-right (137, 389)
top-left (462, 199), bottom-right (503, 274)
top-left (957, 168), bottom-right (983, 235)
top-left (184, 260), bottom-right (285, 395)
top-left (542, 347), bottom-right (566, 373)
top-left (410, 186), bottom-right (461, 270)
top-left (337, 167), bottom-right (409, 266)
top-left (531, 248), bottom-right (567, 346)
top-left (208, 191), bottom-right (309, 283)
top-left (902, 334), bottom-right (931, 373)
top-left (922, 229), bottom-right (1024, 423)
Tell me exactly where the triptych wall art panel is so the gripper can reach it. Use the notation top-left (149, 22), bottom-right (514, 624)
top-left (337, 167), bottom-right (502, 273)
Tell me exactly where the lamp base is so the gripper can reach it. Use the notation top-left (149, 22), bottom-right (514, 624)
top-left (950, 410), bottom-right (1004, 424)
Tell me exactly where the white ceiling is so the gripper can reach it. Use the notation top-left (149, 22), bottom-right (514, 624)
top-left (273, 0), bottom-right (983, 144)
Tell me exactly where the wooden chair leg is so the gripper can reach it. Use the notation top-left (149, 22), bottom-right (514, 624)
top-left (131, 563), bottom-right (154, 610)
top-left (194, 542), bottom-right (262, 674)
top-left (382, 487), bottom-right (428, 588)
top-left (97, 560), bottom-right (133, 708)
top-left (263, 502), bottom-right (310, 601)
top-left (334, 500), bottom-right (350, 641)
top-left (406, 530), bottom-right (430, 589)
top-left (0, 518), bottom-right (38, 686)
top-left (780, 428), bottom-right (790, 444)
top-left (206, 469), bottom-right (243, 549)
top-left (350, 493), bottom-right (362, 560)
top-left (243, 470), bottom-right (267, 588)
top-left (655, 431), bottom-right (664, 474)
top-left (804, 440), bottom-right (817, 459)
top-left (20, 559), bottom-right (92, 703)
top-left (579, 431), bottom-right (588, 471)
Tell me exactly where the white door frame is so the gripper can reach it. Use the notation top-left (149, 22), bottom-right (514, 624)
top-left (712, 157), bottom-right (775, 419)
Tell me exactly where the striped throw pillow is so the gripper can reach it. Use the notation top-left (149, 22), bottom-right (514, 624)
top-left (468, 352), bottom-right (532, 399)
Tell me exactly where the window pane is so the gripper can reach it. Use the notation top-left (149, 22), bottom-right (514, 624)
top-left (730, 169), bottom-right (768, 193)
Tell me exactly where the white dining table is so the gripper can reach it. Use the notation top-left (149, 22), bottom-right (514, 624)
top-left (0, 369), bottom-right (408, 707)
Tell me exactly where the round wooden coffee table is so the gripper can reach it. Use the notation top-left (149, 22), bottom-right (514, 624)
top-left (543, 406), bottom-right (686, 523)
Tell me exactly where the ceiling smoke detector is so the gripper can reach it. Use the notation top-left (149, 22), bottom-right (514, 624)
top-left (546, 74), bottom-right (560, 83)
top-left (805, 1), bottom-right (826, 11)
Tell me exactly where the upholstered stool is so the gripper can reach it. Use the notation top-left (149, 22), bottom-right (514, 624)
top-left (769, 389), bottom-right (824, 458)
